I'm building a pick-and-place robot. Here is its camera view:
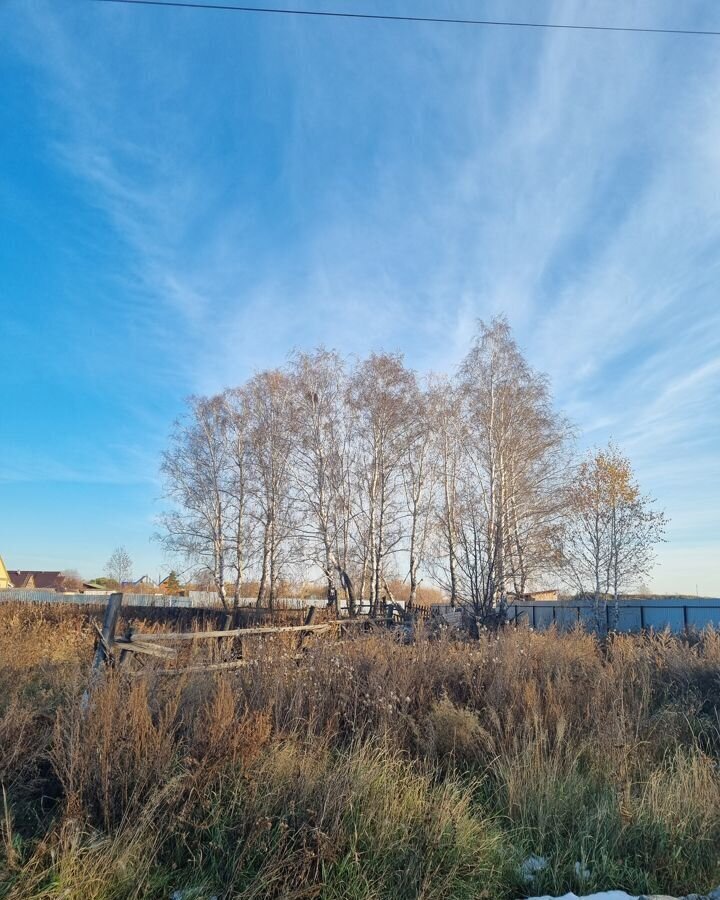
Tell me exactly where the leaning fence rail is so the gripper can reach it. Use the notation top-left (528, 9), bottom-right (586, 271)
top-left (73, 593), bottom-right (365, 687)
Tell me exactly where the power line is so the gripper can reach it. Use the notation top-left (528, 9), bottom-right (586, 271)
top-left (91, 0), bottom-right (720, 37)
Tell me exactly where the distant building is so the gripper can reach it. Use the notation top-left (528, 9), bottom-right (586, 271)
top-left (527, 589), bottom-right (559, 602)
top-left (6, 570), bottom-right (63, 590)
top-left (509, 589), bottom-right (560, 602)
top-left (0, 556), bottom-right (11, 590)
top-left (82, 581), bottom-right (109, 592)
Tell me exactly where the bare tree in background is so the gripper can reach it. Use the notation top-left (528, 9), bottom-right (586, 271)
top-left (59, 569), bottom-right (83, 591)
top-left (105, 546), bottom-right (133, 587)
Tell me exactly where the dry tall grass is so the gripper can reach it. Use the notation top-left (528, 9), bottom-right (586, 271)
top-left (1, 602), bottom-right (720, 898)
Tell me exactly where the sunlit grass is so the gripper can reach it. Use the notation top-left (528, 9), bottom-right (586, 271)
top-left (1, 602), bottom-right (720, 898)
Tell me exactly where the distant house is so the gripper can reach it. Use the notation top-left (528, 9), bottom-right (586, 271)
top-left (527, 589), bottom-right (560, 602)
top-left (509, 589), bottom-right (560, 602)
top-left (83, 581), bottom-right (109, 592)
top-left (7, 570), bottom-right (63, 590)
top-left (0, 556), bottom-right (11, 590)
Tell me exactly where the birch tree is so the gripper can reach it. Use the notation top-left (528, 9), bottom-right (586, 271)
top-left (401, 382), bottom-right (438, 608)
top-left (222, 387), bottom-right (254, 610)
top-left (428, 378), bottom-right (462, 607)
top-left (562, 444), bottom-right (667, 624)
top-left (347, 353), bottom-right (417, 614)
top-left (245, 370), bottom-right (297, 608)
top-left (456, 317), bottom-right (571, 621)
top-left (159, 395), bottom-right (238, 610)
top-left (155, 324), bottom-right (660, 634)
top-left (453, 477), bottom-right (502, 631)
top-left (289, 349), bottom-right (358, 613)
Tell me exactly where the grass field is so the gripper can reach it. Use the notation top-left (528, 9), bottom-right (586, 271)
top-left (1, 602), bottom-right (719, 899)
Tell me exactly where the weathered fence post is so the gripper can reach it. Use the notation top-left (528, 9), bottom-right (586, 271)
top-left (297, 605), bottom-right (317, 651)
top-left (82, 592), bottom-right (123, 711)
top-left (92, 592), bottom-right (123, 667)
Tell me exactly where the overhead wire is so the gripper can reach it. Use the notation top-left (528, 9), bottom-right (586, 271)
top-left (90, 0), bottom-right (720, 38)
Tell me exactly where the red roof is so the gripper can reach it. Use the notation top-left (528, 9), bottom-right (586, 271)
top-left (8, 570), bottom-right (62, 590)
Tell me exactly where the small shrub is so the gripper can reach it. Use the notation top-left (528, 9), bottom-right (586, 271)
top-left (422, 696), bottom-right (485, 766)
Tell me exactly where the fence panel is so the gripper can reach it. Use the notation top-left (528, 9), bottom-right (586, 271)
top-left (641, 606), bottom-right (686, 633)
top-left (686, 606), bottom-right (720, 629)
top-left (534, 605), bottom-right (555, 629)
top-left (512, 598), bottom-right (720, 634)
top-left (614, 606), bottom-right (643, 633)
top-left (0, 590), bottom-right (192, 607)
top-left (0, 590), bottom-right (106, 604)
top-left (555, 605), bottom-right (580, 630)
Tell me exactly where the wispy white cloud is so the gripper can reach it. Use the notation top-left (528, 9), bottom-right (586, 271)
top-left (4, 0), bottom-right (719, 588)
top-left (0, 447), bottom-right (159, 486)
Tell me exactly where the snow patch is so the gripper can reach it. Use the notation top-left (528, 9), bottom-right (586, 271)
top-left (520, 854), bottom-right (549, 883)
top-left (526, 893), bottom-right (639, 900)
top-left (574, 861), bottom-right (591, 882)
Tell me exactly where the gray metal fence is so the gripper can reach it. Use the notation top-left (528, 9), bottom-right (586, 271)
top-left (0, 590), bottom-right (349, 611)
top-left (509, 598), bottom-right (720, 633)
top-left (0, 590), bottom-right (195, 607)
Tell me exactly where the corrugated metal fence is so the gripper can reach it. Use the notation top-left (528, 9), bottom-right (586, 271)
top-left (509, 598), bottom-right (720, 633)
top-left (0, 590), bottom-right (195, 607)
top-left (0, 590), bottom-right (334, 610)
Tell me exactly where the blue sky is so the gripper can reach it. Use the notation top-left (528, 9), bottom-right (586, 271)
top-left (1, 0), bottom-right (719, 593)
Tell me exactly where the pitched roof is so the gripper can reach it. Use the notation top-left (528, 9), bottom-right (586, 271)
top-left (8, 570), bottom-right (62, 590)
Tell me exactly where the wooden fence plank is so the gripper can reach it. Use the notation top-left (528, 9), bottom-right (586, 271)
top-left (114, 639), bottom-right (178, 659)
top-left (127, 622), bottom-right (336, 642)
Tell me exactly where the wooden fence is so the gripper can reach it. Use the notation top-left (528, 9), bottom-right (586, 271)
top-left (84, 593), bottom-right (368, 683)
